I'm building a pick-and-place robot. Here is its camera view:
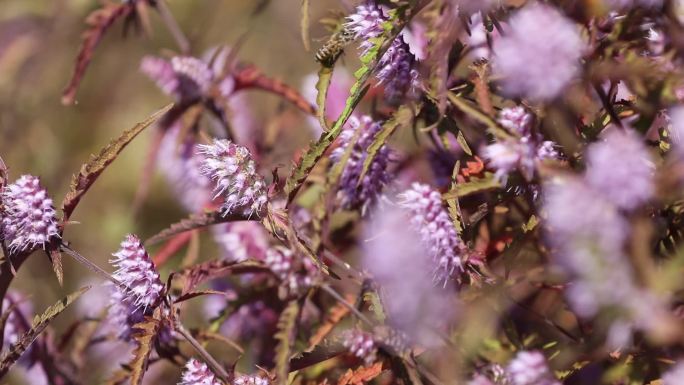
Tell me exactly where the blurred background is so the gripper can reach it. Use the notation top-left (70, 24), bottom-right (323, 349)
top-left (0, 0), bottom-right (344, 382)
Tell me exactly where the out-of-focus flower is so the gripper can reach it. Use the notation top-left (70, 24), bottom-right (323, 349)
top-left (669, 105), bottom-right (684, 156)
top-left (492, 4), bottom-right (585, 101)
top-left (2, 291), bottom-right (31, 350)
top-left (301, 69), bottom-right (353, 137)
top-left (157, 124), bottom-right (213, 212)
top-left (110, 234), bottom-right (165, 311)
top-left (469, 364), bottom-right (511, 385)
top-left (141, 56), bottom-right (213, 102)
top-left (403, 22), bottom-right (428, 61)
top-left (342, 329), bottom-right (378, 366)
top-left (234, 374), bottom-right (271, 385)
top-left (452, 0), bottom-right (499, 14)
top-left (602, 0), bottom-right (663, 10)
top-left (398, 182), bottom-right (465, 284)
top-left (221, 300), bottom-right (279, 340)
top-left (330, 116), bottom-right (392, 214)
top-left (107, 288), bottom-right (145, 340)
top-left (584, 128), bottom-right (653, 211)
top-left (197, 139), bottom-right (268, 217)
top-left (1, 175), bottom-right (59, 254)
top-left (263, 246), bottom-right (317, 297)
top-left (506, 351), bottom-right (560, 385)
top-left (179, 358), bottom-right (221, 385)
top-left (663, 361), bottom-right (684, 385)
top-left (482, 108), bottom-right (557, 183)
top-left (363, 206), bottom-right (457, 346)
top-left (212, 222), bottom-right (270, 262)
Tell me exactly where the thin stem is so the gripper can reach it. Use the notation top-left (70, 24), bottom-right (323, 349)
top-left (156, 0), bottom-right (190, 54)
top-left (175, 322), bottom-right (231, 382)
top-left (60, 244), bottom-right (120, 286)
top-left (321, 284), bottom-right (374, 327)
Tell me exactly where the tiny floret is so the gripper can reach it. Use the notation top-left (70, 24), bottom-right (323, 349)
top-left (506, 351), bottom-right (560, 385)
top-left (234, 374), bottom-right (271, 385)
top-left (179, 358), bottom-right (221, 385)
top-left (110, 234), bottom-right (165, 310)
top-left (1, 175), bottom-right (59, 253)
top-left (197, 139), bottom-right (268, 217)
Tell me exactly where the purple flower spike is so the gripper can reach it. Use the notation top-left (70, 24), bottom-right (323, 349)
top-left (398, 182), bottom-right (465, 284)
top-left (330, 116), bottom-right (392, 214)
top-left (346, 2), bottom-right (388, 56)
top-left (234, 374), bottom-right (271, 385)
top-left (141, 55), bottom-right (214, 102)
top-left (584, 128), bottom-right (653, 211)
top-left (110, 234), bottom-right (165, 311)
top-left (506, 351), bottom-right (560, 385)
top-left (179, 358), bottom-right (221, 385)
top-left (1, 175), bottom-right (59, 254)
top-left (342, 329), bottom-right (378, 366)
top-left (492, 4), bottom-right (585, 101)
top-left (197, 139), bottom-right (268, 217)
top-left (376, 36), bottom-right (421, 102)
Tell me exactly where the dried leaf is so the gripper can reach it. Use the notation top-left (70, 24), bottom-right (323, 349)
top-left (337, 363), bottom-right (383, 385)
top-left (62, 2), bottom-right (134, 105)
top-left (234, 63), bottom-right (316, 115)
top-left (179, 259), bottom-right (268, 294)
top-left (301, 0), bottom-right (311, 52)
top-left (174, 290), bottom-right (235, 304)
top-left (442, 172), bottom-right (500, 199)
top-left (61, 103), bottom-right (173, 223)
top-left (306, 294), bottom-right (353, 351)
top-left (48, 248), bottom-right (64, 286)
top-left (0, 286), bottom-right (90, 377)
top-left (145, 210), bottom-right (250, 245)
top-left (446, 161), bottom-right (464, 235)
top-left (275, 300), bottom-right (301, 385)
top-left (127, 317), bottom-right (161, 385)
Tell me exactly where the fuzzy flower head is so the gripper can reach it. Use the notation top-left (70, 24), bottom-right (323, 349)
top-left (499, 107), bottom-right (533, 136)
top-left (197, 139), bottom-right (268, 217)
top-left (110, 234), bottom-right (165, 310)
top-left (398, 182), bottom-right (465, 284)
top-left (342, 329), bottom-right (378, 366)
top-left (1, 175), bottom-right (59, 254)
top-left (506, 351), bottom-right (560, 385)
top-left (492, 4), bottom-right (585, 101)
top-left (330, 116), bottom-right (392, 214)
top-left (263, 246), bottom-right (318, 298)
top-left (584, 128), bottom-right (653, 211)
top-left (179, 358), bottom-right (221, 385)
top-left (376, 36), bottom-right (421, 102)
top-left (345, 2), bottom-right (388, 56)
top-left (141, 56), bottom-right (214, 102)
top-left (107, 288), bottom-right (145, 340)
top-left (234, 374), bottom-right (271, 385)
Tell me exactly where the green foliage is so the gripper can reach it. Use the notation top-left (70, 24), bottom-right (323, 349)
top-left (275, 300), bottom-right (301, 385)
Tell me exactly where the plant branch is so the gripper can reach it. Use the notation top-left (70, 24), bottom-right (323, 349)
top-left (60, 243), bottom-right (120, 286)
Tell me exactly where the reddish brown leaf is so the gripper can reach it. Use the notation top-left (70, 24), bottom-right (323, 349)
top-left (144, 210), bottom-right (250, 245)
top-left (337, 363), bottom-right (383, 385)
top-left (179, 259), bottom-right (268, 294)
top-left (151, 231), bottom-right (193, 267)
top-left (62, 1), bottom-right (134, 105)
top-left (306, 294), bottom-right (353, 351)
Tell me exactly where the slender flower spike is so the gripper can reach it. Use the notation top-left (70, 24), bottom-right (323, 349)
top-left (330, 116), bottom-right (392, 214)
top-left (492, 4), bottom-right (585, 101)
top-left (179, 358), bottom-right (221, 385)
top-left (110, 234), bottom-right (165, 310)
top-left (197, 139), bottom-right (268, 217)
top-left (342, 329), bottom-right (378, 366)
top-left (506, 351), bottom-right (561, 385)
top-left (234, 374), bottom-right (271, 385)
top-left (345, 2), bottom-right (388, 56)
top-left (1, 175), bottom-right (59, 254)
top-left (141, 56), bottom-right (214, 102)
top-left (398, 182), bottom-right (465, 285)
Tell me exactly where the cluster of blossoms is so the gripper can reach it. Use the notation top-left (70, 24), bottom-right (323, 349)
top-left (346, 1), bottom-right (421, 102)
top-left (0, 175), bottom-right (59, 254)
top-left (482, 107), bottom-right (558, 183)
top-left (341, 329), bottom-right (378, 366)
top-left (398, 182), bottom-right (466, 285)
top-left (179, 359), bottom-right (222, 385)
top-left (491, 4), bottom-right (585, 101)
top-left (469, 351), bottom-right (560, 385)
top-left (263, 246), bottom-right (317, 298)
top-left (330, 115), bottom-right (392, 214)
top-left (141, 55), bottom-right (217, 102)
top-left (108, 234), bottom-right (165, 337)
top-left (197, 139), bottom-right (268, 217)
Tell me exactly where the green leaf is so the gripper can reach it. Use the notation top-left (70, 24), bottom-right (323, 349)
top-left (446, 92), bottom-right (512, 141)
top-left (300, 0), bottom-right (311, 52)
top-left (145, 210), bottom-right (251, 245)
top-left (442, 172), bottom-right (500, 199)
top-left (358, 104), bottom-right (417, 183)
top-left (127, 318), bottom-right (161, 385)
top-left (275, 300), bottom-right (301, 385)
top-left (363, 291), bottom-right (386, 322)
top-left (446, 161), bottom-right (464, 235)
top-left (316, 65), bottom-right (334, 132)
top-left (0, 286), bottom-right (90, 377)
top-left (61, 103), bottom-right (173, 223)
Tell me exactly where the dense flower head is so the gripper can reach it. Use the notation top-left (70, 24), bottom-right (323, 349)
top-left (212, 222), bottom-right (270, 262)
top-left (107, 288), bottom-right (145, 340)
top-left (492, 4), bottom-right (585, 101)
top-left (197, 139), bottom-right (268, 217)
top-left (499, 107), bottom-right (533, 136)
top-left (398, 182), bottom-right (465, 284)
top-left (346, 2), bottom-right (388, 56)
top-left (1, 175), bottom-right (59, 253)
top-left (110, 234), bottom-right (165, 310)
top-left (141, 55), bottom-right (213, 102)
top-left (330, 115), bottom-right (392, 213)
top-left (234, 374), bottom-right (271, 385)
top-left (376, 36), bottom-right (421, 102)
top-left (506, 351), bottom-right (560, 385)
top-left (584, 128), bottom-right (654, 211)
top-left (263, 246), bottom-right (317, 297)
top-left (342, 329), bottom-right (378, 366)
top-left (179, 358), bottom-right (221, 385)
